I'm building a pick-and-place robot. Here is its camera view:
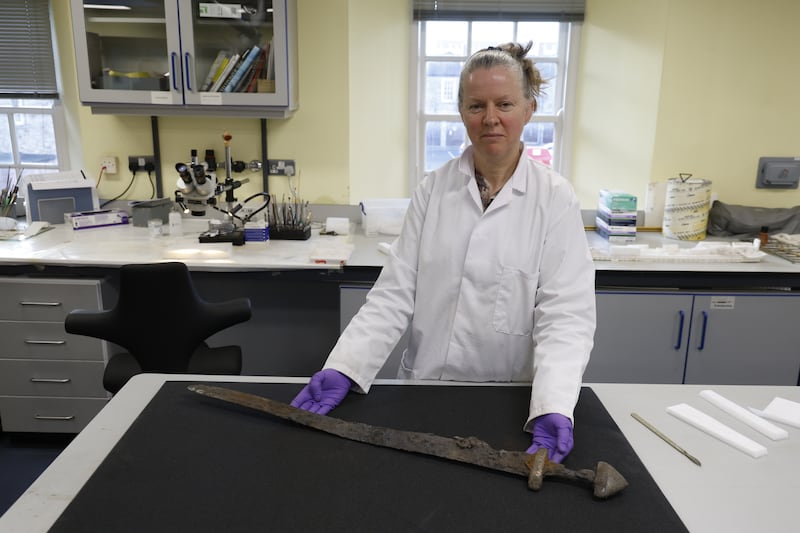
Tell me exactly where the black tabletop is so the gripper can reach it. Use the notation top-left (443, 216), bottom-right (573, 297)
top-left (50, 382), bottom-right (687, 532)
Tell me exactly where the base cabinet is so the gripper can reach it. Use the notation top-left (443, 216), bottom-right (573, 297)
top-left (585, 292), bottom-right (692, 384)
top-left (0, 277), bottom-right (112, 433)
top-left (586, 290), bottom-right (800, 385)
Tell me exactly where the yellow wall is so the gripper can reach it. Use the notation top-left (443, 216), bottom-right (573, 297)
top-left (572, 0), bottom-right (800, 209)
top-left (54, 0), bottom-right (800, 209)
top-left (53, 0), bottom-right (406, 206)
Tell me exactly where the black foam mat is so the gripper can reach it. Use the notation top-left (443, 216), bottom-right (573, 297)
top-left (50, 383), bottom-right (687, 532)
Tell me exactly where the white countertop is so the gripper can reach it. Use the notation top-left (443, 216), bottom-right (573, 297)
top-left (1, 218), bottom-right (799, 274)
top-left (0, 375), bottom-right (798, 532)
top-left (0, 219), bottom-right (378, 272)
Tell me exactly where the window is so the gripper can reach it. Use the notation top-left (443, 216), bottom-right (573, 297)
top-left (412, 15), bottom-right (582, 187)
top-left (0, 1), bottom-right (66, 188)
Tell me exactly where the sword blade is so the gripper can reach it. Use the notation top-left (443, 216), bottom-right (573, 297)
top-left (188, 384), bottom-right (531, 477)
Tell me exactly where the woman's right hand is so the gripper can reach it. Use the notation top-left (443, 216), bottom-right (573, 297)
top-left (290, 369), bottom-right (352, 415)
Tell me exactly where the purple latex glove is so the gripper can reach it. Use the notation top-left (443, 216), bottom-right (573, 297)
top-left (526, 413), bottom-right (574, 463)
top-left (290, 369), bottom-right (352, 415)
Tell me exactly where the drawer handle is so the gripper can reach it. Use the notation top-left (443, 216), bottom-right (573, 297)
top-left (30, 377), bottom-right (72, 384)
top-left (19, 301), bottom-right (62, 307)
top-left (674, 310), bottom-right (685, 350)
top-left (24, 339), bottom-right (67, 345)
top-left (34, 415), bottom-right (75, 421)
top-left (697, 311), bottom-right (708, 351)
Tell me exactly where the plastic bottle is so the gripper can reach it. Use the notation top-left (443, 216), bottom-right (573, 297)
top-left (169, 205), bottom-right (183, 237)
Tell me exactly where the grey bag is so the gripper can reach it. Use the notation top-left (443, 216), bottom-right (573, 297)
top-left (707, 201), bottom-right (800, 237)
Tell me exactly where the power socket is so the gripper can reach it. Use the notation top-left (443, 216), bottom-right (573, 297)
top-left (267, 159), bottom-right (296, 176)
top-left (128, 155), bottom-right (156, 173)
top-left (100, 156), bottom-right (118, 174)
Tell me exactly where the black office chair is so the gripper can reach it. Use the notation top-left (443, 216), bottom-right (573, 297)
top-left (65, 262), bottom-right (252, 394)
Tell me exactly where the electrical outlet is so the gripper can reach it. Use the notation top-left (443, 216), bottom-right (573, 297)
top-left (267, 159), bottom-right (296, 176)
top-left (100, 156), bottom-right (118, 174)
top-left (128, 155), bottom-right (156, 173)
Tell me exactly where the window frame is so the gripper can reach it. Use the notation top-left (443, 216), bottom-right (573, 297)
top-left (0, 99), bottom-right (69, 178)
top-left (0, 0), bottom-right (68, 184)
top-left (410, 19), bottom-right (582, 192)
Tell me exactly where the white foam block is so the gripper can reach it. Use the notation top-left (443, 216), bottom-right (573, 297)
top-left (666, 403), bottom-right (768, 458)
top-left (699, 390), bottom-right (788, 441)
top-left (749, 397), bottom-right (800, 429)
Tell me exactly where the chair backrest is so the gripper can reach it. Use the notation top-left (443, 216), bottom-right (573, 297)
top-left (88, 262), bottom-right (250, 372)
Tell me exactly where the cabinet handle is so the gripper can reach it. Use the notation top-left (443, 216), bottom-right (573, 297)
top-left (24, 339), bottom-right (66, 345)
top-left (697, 311), bottom-right (708, 351)
top-left (184, 52), bottom-right (193, 92)
top-left (34, 415), bottom-right (75, 421)
top-left (171, 52), bottom-right (180, 91)
top-left (30, 377), bottom-right (71, 383)
top-left (19, 301), bottom-right (62, 307)
top-left (674, 310), bottom-right (685, 350)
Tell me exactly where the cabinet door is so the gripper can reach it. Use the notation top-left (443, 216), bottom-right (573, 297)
top-left (71, 1), bottom-right (183, 106)
top-left (180, 0), bottom-right (296, 112)
top-left (684, 294), bottom-right (800, 385)
top-left (586, 292), bottom-right (693, 383)
top-left (340, 285), bottom-right (407, 379)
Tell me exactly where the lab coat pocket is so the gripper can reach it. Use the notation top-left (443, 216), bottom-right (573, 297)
top-left (493, 267), bottom-right (537, 335)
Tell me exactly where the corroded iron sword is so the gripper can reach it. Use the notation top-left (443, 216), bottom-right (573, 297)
top-left (188, 384), bottom-right (628, 499)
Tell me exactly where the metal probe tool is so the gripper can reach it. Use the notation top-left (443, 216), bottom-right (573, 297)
top-left (631, 412), bottom-right (702, 467)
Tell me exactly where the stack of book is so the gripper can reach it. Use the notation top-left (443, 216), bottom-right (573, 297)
top-left (595, 189), bottom-right (637, 242)
top-left (199, 40), bottom-right (275, 93)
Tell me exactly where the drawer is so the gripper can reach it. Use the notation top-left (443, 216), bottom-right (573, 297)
top-left (0, 396), bottom-right (108, 433)
top-left (0, 360), bottom-right (108, 397)
top-left (0, 321), bottom-right (107, 361)
top-left (0, 277), bottom-right (106, 321)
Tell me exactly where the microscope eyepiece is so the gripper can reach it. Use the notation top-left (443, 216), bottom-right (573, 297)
top-left (192, 164), bottom-right (208, 185)
top-left (175, 163), bottom-right (192, 183)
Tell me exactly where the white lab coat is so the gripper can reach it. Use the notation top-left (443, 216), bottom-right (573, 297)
top-left (325, 146), bottom-right (596, 429)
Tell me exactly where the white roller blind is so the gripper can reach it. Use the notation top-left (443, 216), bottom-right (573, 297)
top-left (413, 0), bottom-right (585, 21)
top-left (0, 0), bottom-right (59, 98)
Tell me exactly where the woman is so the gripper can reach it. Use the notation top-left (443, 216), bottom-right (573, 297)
top-left (292, 42), bottom-right (595, 463)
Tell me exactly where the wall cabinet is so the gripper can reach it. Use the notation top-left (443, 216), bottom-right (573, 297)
top-left (70, 0), bottom-right (298, 117)
top-left (0, 278), bottom-right (113, 433)
top-left (586, 290), bottom-right (800, 386)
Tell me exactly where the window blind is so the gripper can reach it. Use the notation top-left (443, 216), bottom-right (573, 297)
top-left (0, 0), bottom-right (58, 98)
top-left (413, 0), bottom-right (585, 22)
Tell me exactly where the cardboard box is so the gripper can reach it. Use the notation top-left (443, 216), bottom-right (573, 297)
top-left (599, 189), bottom-right (637, 212)
top-left (66, 209), bottom-right (129, 230)
top-left (130, 198), bottom-right (172, 227)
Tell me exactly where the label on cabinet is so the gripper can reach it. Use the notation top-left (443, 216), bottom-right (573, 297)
top-left (151, 92), bottom-right (174, 105)
top-left (199, 3), bottom-right (243, 19)
top-left (709, 296), bottom-right (736, 310)
top-left (200, 93), bottom-right (223, 105)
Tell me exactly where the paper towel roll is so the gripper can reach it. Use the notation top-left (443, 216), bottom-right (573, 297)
top-left (662, 175), bottom-right (712, 240)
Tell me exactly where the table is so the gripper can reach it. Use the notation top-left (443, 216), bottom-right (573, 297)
top-left (1, 375), bottom-right (798, 532)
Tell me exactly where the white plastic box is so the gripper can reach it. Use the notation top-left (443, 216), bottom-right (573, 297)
top-left (359, 198), bottom-right (410, 237)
